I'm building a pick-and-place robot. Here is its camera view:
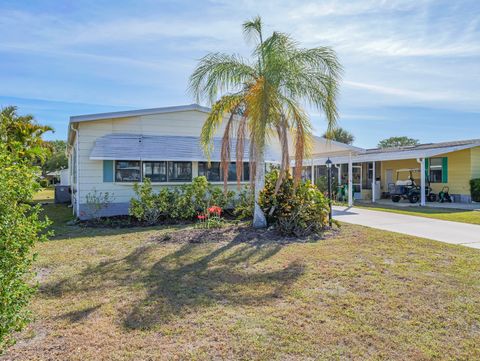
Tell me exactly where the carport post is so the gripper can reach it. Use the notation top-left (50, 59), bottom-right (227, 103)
top-left (372, 161), bottom-right (376, 203)
top-left (348, 153), bottom-right (353, 207)
top-left (418, 157), bottom-right (426, 206)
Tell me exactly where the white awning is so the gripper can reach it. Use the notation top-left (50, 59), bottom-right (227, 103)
top-left (89, 134), bottom-right (280, 163)
top-left (309, 143), bottom-right (478, 165)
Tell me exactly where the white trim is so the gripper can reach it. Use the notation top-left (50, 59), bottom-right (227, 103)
top-left (69, 103), bottom-right (211, 123)
top-left (310, 143), bottom-right (480, 165)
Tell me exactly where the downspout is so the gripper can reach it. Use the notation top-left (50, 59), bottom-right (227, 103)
top-left (70, 125), bottom-right (80, 217)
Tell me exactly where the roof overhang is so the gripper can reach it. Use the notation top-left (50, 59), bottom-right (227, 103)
top-left (69, 103), bottom-right (211, 124)
top-left (309, 143), bottom-right (479, 165)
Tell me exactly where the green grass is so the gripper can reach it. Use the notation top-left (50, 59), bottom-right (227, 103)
top-left (33, 187), bottom-right (54, 203)
top-left (357, 203), bottom-right (480, 225)
top-left (4, 202), bottom-right (480, 360)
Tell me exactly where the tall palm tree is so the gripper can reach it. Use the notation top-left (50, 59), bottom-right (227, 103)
top-left (189, 16), bottom-right (342, 228)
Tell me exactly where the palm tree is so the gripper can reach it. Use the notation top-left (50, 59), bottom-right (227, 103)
top-left (189, 16), bottom-right (342, 228)
top-left (322, 127), bottom-right (355, 145)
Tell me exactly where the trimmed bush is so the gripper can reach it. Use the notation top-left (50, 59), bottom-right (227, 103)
top-left (259, 170), bottom-right (329, 236)
top-left (470, 178), bottom-right (480, 202)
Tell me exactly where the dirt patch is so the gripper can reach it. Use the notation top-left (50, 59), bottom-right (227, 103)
top-left (150, 223), bottom-right (338, 244)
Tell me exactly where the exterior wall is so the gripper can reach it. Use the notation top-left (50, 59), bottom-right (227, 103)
top-left (433, 148), bottom-right (471, 197)
top-left (379, 149), bottom-right (474, 202)
top-left (73, 110), bottom-right (268, 219)
top-left (380, 158), bottom-right (419, 191)
top-left (471, 147), bottom-right (480, 179)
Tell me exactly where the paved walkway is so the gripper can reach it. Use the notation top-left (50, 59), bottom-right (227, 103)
top-left (333, 206), bottom-right (480, 249)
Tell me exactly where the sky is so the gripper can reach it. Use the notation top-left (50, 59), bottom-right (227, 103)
top-left (0, 0), bottom-right (479, 148)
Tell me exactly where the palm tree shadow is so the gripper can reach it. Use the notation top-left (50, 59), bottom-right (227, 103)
top-left (40, 231), bottom-right (307, 331)
top-left (123, 235), bottom-right (305, 330)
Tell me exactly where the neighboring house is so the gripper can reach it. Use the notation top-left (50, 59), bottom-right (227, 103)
top-left (307, 139), bottom-right (480, 204)
top-left (67, 104), bottom-right (356, 219)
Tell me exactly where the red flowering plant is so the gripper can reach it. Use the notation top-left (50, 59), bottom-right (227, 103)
top-left (196, 205), bottom-right (225, 229)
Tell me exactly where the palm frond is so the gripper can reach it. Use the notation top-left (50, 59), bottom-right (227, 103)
top-left (188, 53), bottom-right (256, 104)
top-left (200, 94), bottom-right (243, 160)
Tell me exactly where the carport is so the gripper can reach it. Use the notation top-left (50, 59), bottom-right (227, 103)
top-left (309, 142), bottom-right (479, 207)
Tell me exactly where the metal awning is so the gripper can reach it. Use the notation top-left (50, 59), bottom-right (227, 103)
top-left (309, 143), bottom-right (479, 165)
top-left (89, 134), bottom-right (280, 162)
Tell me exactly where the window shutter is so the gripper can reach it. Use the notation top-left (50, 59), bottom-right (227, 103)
top-left (442, 157), bottom-right (448, 183)
top-left (103, 160), bottom-right (114, 182)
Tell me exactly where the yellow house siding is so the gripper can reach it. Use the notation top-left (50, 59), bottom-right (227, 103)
top-left (471, 146), bottom-right (480, 179)
top-left (433, 149), bottom-right (471, 195)
top-left (381, 159), bottom-right (419, 190)
top-left (379, 149), bottom-right (473, 196)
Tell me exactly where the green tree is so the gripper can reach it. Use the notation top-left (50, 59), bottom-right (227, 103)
top-left (0, 106), bottom-right (52, 352)
top-left (378, 136), bottom-right (419, 148)
top-left (0, 106), bottom-right (52, 162)
top-left (323, 127), bottom-right (355, 145)
top-left (0, 145), bottom-right (50, 353)
top-left (189, 16), bottom-right (341, 228)
top-left (42, 140), bottom-right (68, 175)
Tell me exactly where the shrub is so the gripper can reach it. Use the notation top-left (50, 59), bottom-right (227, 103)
top-left (259, 170), bottom-right (329, 236)
top-left (84, 189), bottom-right (115, 221)
top-left (234, 186), bottom-right (254, 220)
top-left (129, 176), bottom-right (235, 223)
top-left (0, 147), bottom-right (50, 352)
top-left (470, 178), bottom-right (480, 202)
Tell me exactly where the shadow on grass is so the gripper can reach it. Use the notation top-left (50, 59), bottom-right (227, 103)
top-left (58, 304), bottom-right (102, 323)
top-left (42, 233), bottom-right (306, 330)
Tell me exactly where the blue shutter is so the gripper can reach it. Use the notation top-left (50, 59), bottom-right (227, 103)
top-left (442, 157), bottom-right (448, 183)
top-left (103, 160), bottom-right (114, 182)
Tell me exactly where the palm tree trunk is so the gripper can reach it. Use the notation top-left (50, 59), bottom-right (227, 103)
top-left (253, 147), bottom-right (267, 228)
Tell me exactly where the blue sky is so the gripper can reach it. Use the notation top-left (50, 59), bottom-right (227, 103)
top-left (1, 0), bottom-right (479, 148)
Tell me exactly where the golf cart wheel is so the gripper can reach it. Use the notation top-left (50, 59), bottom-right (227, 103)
top-left (428, 194), bottom-right (437, 202)
top-left (408, 194), bottom-right (419, 203)
top-left (391, 195), bottom-right (401, 203)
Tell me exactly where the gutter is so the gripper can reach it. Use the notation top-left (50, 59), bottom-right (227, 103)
top-left (70, 125), bottom-right (80, 217)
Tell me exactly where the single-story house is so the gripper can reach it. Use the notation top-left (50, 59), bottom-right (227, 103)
top-left (306, 138), bottom-right (480, 205)
top-left (67, 104), bottom-right (358, 219)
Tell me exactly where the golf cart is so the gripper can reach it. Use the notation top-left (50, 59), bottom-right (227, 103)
top-left (388, 168), bottom-right (437, 203)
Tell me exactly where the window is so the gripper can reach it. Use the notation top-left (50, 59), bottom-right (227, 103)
top-left (143, 161), bottom-right (167, 182)
top-left (429, 158), bottom-right (443, 183)
top-left (198, 162), bottom-right (221, 181)
top-left (168, 161), bottom-right (192, 182)
top-left (115, 161), bottom-right (141, 182)
top-left (198, 162), bottom-right (250, 182)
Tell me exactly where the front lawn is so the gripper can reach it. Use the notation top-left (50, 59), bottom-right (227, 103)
top-left (357, 203), bottom-right (480, 225)
top-left (3, 203), bottom-right (480, 360)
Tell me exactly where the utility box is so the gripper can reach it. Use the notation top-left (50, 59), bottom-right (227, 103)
top-left (54, 185), bottom-right (71, 204)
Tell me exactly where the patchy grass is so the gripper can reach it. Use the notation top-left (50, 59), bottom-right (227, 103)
top-left (33, 188), bottom-right (54, 203)
top-left (357, 203), bottom-right (480, 225)
top-left (2, 204), bottom-right (480, 360)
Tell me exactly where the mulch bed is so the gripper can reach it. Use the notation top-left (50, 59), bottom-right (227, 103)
top-left (150, 223), bottom-right (339, 244)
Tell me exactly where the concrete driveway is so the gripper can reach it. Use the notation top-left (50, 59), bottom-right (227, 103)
top-left (333, 206), bottom-right (480, 249)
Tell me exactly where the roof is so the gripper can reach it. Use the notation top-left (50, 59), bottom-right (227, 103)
top-left (364, 139), bottom-right (480, 155)
top-left (89, 134), bottom-right (281, 163)
top-left (70, 103), bottom-right (211, 123)
top-left (310, 138), bottom-right (480, 165)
